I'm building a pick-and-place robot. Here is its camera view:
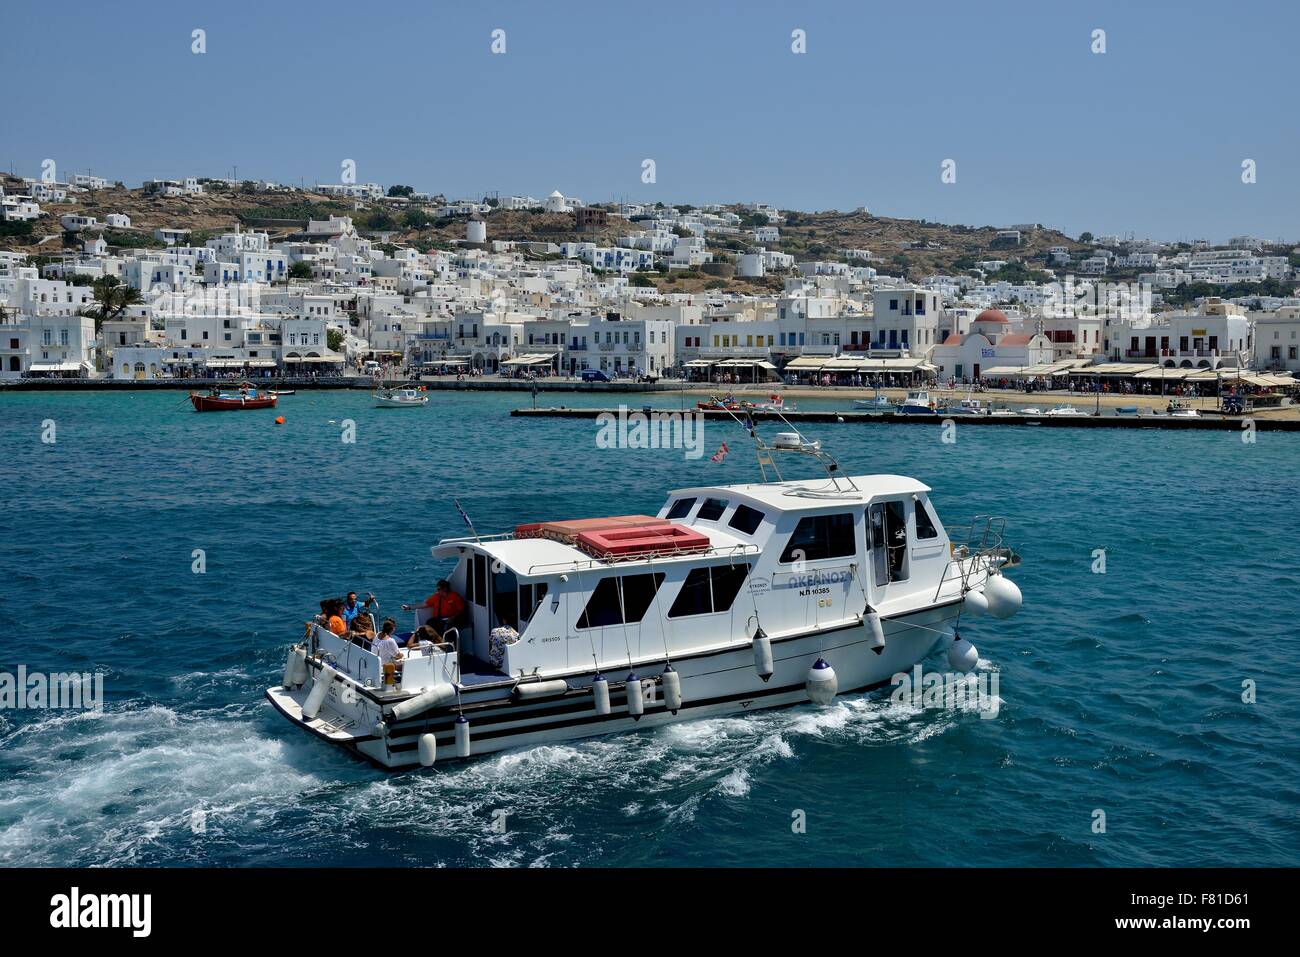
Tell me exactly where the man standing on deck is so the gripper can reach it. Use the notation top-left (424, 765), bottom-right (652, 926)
top-left (402, 580), bottom-right (465, 633)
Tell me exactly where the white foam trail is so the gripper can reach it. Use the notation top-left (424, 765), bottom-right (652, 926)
top-left (0, 704), bottom-right (342, 867)
top-left (0, 677), bottom-right (979, 867)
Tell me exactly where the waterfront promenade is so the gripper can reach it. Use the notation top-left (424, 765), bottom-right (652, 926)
top-left (3, 373), bottom-right (1296, 419)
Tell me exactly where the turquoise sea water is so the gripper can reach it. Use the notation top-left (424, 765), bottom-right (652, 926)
top-left (0, 389), bottom-right (1297, 867)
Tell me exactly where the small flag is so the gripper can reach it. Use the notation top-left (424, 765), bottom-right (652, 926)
top-left (453, 497), bottom-right (478, 538)
top-left (743, 412), bottom-right (755, 436)
top-left (711, 442), bottom-right (729, 463)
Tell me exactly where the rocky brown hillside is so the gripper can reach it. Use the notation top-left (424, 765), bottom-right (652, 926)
top-left (2, 175), bottom-right (1085, 289)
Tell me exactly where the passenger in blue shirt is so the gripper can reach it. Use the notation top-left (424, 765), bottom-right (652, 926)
top-left (341, 592), bottom-right (375, 629)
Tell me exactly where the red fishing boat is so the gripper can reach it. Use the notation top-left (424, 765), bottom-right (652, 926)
top-left (189, 387), bottom-right (278, 412)
top-left (696, 393), bottom-right (742, 411)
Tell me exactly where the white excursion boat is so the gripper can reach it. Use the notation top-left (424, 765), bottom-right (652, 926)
top-left (896, 390), bottom-right (938, 415)
top-left (267, 426), bottom-right (1024, 769)
top-left (375, 386), bottom-right (429, 408)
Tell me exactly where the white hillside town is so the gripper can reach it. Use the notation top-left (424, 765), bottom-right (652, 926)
top-left (0, 170), bottom-right (1298, 396)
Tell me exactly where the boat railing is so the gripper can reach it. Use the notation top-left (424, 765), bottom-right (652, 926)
top-left (934, 515), bottom-right (1019, 602)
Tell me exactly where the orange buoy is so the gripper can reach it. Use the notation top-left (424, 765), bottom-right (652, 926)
top-left (274, 415), bottom-right (285, 425)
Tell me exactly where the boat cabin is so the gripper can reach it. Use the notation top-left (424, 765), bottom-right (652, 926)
top-left (414, 475), bottom-right (960, 687)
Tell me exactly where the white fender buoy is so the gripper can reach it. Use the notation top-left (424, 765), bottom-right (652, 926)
top-left (947, 632), bottom-right (979, 673)
top-left (417, 733), bottom-right (437, 767)
top-left (454, 715), bottom-right (471, 758)
top-left (389, 683), bottom-right (457, 722)
top-left (805, 658), bottom-right (838, 705)
top-left (752, 627), bottom-right (774, 682)
top-left (282, 646), bottom-right (307, 689)
top-left (514, 679), bottom-right (569, 700)
top-left (625, 673), bottom-right (644, 720)
top-left (865, 609), bottom-right (886, 655)
top-left (984, 574), bottom-right (1022, 619)
top-left (301, 664), bottom-right (335, 720)
top-left (964, 588), bottom-right (989, 618)
top-left (291, 647), bottom-right (309, 686)
top-left (662, 664), bottom-right (682, 715)
top-left (592, 673), bottom-right (611, 716)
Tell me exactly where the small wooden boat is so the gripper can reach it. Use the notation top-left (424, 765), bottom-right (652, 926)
top-left (269, 389), bottom-right (296, 397)
top-left (697, 394), bottom-right (742, 411)
top-left (190, 389), bottom-right (278, 412)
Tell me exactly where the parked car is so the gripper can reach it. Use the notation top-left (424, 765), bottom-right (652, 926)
top-left (581, 369), bottom-right (611, 382)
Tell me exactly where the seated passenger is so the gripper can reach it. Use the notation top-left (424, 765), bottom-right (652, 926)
top-left (487, 609), bottom-right (520, 670)
top-left (350, 612), bottom-right (376, 643)
top-left (372, 619), bottom-right (404, 666)
top-left (407, 623), bottom-right (452, 652)
top-left (314, 599), bottom-right (347, 637)
top-left (402, 579), bottom-right (465, 632)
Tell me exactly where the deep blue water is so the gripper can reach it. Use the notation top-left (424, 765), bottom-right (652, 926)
top-left (1, 389), bottom-right (1297, 867)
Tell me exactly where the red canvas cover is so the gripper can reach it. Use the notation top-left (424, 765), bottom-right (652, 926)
top-left (516, 515), bottom-right (669, 543)
top-left (576, 523), bottom-right (710, 559)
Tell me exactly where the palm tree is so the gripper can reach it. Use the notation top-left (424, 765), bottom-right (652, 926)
top-left (90, 276), bottom-right (142, 331)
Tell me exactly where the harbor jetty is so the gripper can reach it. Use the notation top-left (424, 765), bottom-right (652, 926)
top-left (511, 406), bottom-right (1300, 432)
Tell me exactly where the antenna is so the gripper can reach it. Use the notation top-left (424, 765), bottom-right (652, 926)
top-left (713, 405), bottom-right (860, 493)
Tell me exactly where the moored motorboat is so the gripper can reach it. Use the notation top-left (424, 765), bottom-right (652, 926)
top-left (375, 385), bottom-right (429, 408)
top-left (949, 397), bottom-right (987, 415)
top-left (853, 395), bottom-right (893, 410)
top-left (745, 394), bottom-right (796, 412)
top-left (1043, 404), bottom-right (1086, 417)
top-left (895, 389), bottom-right (938, 415)
top-left (267, 422), bottom-right (1024, 768)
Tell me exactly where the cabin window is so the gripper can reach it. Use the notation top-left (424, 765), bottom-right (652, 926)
top-left (915, 499), bottom-right (939, 540)
top-left (869, 502), bottom-right (909, 583)
top-left (492, 566), bottom-right (520, 629)
top-left (472, 554), bottom-right (487, 606)
top-left (696, 498), bottom-right (728, 521)
top-left (577, 573), bottom-right (665, 629)
top-left (666, 497), bottom-right (696, 520)
top-left (779, 513), bottom-right (856, 563)
top-left (728, 504), bottom-right (765, 535)
top-left (518, 581), bottom-right (549, 626)
top-left (668, 563), bottom-right (752, 618)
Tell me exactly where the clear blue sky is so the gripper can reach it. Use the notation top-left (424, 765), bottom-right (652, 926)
top-left (7, 0), bottom-right (1296, 242)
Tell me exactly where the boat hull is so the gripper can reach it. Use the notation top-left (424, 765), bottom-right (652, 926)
top-left (190, 393), bottom-right (278, 411)
top-left (266, 601), bottom-right (960, 769)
